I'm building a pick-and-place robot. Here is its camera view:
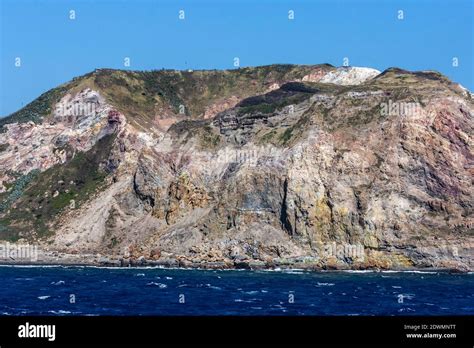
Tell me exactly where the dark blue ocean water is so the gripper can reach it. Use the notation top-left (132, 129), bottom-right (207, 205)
top-left (0, 266), bottom-right (472, 316)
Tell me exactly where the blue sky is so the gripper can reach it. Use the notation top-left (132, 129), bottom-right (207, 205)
top-left (0, 0), bottom-right (472, 116)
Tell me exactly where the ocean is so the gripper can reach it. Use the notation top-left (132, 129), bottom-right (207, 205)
top-left (0, 266), bottom-right (472, 316)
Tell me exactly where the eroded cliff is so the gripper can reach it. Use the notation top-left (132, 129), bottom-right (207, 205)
top-left (0, 65), bottom-right (472, 270)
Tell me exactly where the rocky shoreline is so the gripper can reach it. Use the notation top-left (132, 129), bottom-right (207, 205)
top-left (0, 251), bottom-right (470, 273)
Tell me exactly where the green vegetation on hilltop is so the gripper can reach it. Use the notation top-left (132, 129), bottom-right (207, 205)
top-left (0, 64), bottom-right (335, 134)
top-left (0, 86), bottom-right (68, 133)
top-left (89, 65), bottom-right (334, 129)
top-left (236, 82), bottom-right (331, 116)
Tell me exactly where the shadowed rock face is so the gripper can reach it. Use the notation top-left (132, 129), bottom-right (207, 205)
top-left (0, 64), bottom-right (472, 270)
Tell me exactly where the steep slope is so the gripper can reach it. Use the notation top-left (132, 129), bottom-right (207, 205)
top-left (0, 65), bottom-right (472, 270)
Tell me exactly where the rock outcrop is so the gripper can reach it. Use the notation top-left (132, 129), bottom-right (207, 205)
top-left (0, 64), bottom-right (472, 271)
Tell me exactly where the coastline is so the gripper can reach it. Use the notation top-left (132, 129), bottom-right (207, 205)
top-left (0, 263), bottom-right (468, 274)
top-left (0, 253), bottom-right (470, 273)
top-left (1, 244), bottom-right (471, 272)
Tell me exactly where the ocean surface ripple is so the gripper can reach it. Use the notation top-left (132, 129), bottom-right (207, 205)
top-left (0, 266), bottom-right (472, 316)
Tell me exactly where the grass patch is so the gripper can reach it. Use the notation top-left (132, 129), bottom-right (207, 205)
top-left (236, 82), bottom-right (319, 116)
top-left (279, 128), bottom-right (294, 144)
top-left (258, 129), bottom-right (277, 144)
top-left (0, 85), bottom-right (69, 132)
top-left (199, 125), bottom-right (221, 149)
top-left (0, 134), bottom-right (115, 241)
top-left (0, 170), bottom-right (40, 213)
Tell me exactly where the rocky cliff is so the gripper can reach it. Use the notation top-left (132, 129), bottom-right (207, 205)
top-left (0, 64), bottom-right (472, 270)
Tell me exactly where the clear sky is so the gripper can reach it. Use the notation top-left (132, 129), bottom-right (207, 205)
top-left (0, 0), bottom-right (472, 117)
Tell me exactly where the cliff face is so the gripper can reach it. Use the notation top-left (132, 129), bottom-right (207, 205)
top-left (0, 65), bottom-right (472, 270)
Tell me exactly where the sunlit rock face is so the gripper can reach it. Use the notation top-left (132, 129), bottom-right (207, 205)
top-left (0, 88), bottom-right (126, 192)
top-left (0, 65), bottom-right (472, 271)
top-left (318, 67), bottom-right (381, 85)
